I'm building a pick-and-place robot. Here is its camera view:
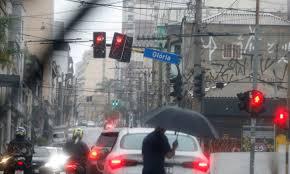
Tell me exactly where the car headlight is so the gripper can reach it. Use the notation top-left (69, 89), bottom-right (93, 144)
top-left (45, 154), bottom-right (69, 170)
top-left (0, 156), bottom-right (11, 164)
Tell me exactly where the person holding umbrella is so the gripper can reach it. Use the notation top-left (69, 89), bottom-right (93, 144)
top-left (142, 126), bottom-right (178, 174)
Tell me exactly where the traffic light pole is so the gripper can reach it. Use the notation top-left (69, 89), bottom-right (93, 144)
top-left (287, 45), bottom-right (290, 174)
top-left (250, 0), bottom-right (260, 174)
top-left (250, 117), bottom-right (256, 174)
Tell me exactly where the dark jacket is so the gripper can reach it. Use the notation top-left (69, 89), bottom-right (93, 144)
top-left (63, 139), bottom-right (90, 165)
top-left (7, 136), bottom-right (34, 163)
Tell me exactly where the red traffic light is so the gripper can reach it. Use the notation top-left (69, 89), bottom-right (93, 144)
top-left (274, 107), bottom-right (288, 129)
top-left (250, 90), bottom-right (264, 107)
top-left (116, 35), bottom-right (124, 44)
top-left (93, 32), bottom-right (106, 58)
top-left (96, 35), bottom-right (104, 43)
top-left (249, 90), bottom-right (264, 112)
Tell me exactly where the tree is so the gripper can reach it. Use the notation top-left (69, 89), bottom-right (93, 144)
top-left (0, 17), bottom-right (20, 68)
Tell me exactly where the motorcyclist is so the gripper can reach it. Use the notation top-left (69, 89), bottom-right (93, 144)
top-left (7, 127), bottom-right (34, 174)
top-left (63, 128), bottom-right (89, 173)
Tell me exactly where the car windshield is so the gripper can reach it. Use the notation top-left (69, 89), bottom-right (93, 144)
top-left (34, 147), bottom-right (51, 157)
top-left (96, 132), bottom-right (119, 148)
top-left (120, 133), bottom-right (198, 151)
top-left (53, 133), bottom-right (65, 138)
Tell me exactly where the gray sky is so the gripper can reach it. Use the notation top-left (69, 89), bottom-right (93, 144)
top-left (54, 0), bottom-right (288, 66)
top-left (54, 0), bottom-right (122, 65)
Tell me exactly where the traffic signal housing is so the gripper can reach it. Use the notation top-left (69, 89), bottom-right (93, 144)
top-left (170, 74), bottom-right (183, 101)
top-left (237, 91), bottom-right (250, 111)
top-left (93, 32), bottom-right (106, 58)
top-left (274, 107), bottom-right (288, 129)
top-left (109, 32), bottom-right (133, 62)
top-left (237, 90), bottom-right (265, 115)
top-left (193, 73), bottom-right (204, 98)
top-left (119, 36), bottom-right (133, 62)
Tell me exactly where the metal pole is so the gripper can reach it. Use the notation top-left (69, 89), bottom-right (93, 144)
top-left (166, 40), bottom-right (171, 105)
top-left (250, 117), bottom-right (256, 174)
top-left (287, 49), bottom-right (290, 174)
top-left (144, 71), bottom-right (148, 113)
top-left (7, 99), bottom-right (11, 143)
top-left (250, 0), bottom-right (260, 173)
top-left (192, 0), bottom-right (202, 111)
top-left (73, 78), bottom-right (78, 126)
top-left (158, 62), bottom-right (163, 106)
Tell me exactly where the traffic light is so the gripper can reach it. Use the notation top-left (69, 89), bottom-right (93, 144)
top-left (93, 32), bottom-right (106, 58)
top-left (237, 90), bottom-right (265, 114)
top-left (109, 33), bottom-right (125, 60)
top-left (119, 36), bottom-right (133, 63)
top-left (274, 107), bottom-right (288, 129)
top-left (194, 73), bottom-right (204, 98)
top-left (170, 74), bottom-right (183, 101)
top-left (249, 90), bottom-right (265, 113)
top-left (111, 99), bottom-right (120, 109)
top-left (109, 32), bottom-right (133, 62)
top-left (237, 91), bottom-right (250, 111)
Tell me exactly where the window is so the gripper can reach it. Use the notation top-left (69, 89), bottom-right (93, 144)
top-left (53, 132), bottom-right (65, 138)
top-left (120, 133), bottom-right (198, 151)
top-left (96, 132), bottom-right (119, 148)
top-left (128, 15), bottom-right (134, 21)
top-left (86, 96), bottom-right (92, 102)
top-left (223, 44), bottom-right (241, 59)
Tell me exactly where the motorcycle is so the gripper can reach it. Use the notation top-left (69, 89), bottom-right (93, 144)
top-left (0, 146), bottom-right (32, 174)
top-left (0, 154), bottom-right (27, 174)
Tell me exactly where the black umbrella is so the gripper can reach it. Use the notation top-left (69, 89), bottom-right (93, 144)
top-left (144, 106), bottom-right (219, 139)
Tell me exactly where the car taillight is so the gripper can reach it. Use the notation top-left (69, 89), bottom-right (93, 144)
top-left (17, 161), bottom-right (24, 166)
top-left (89, 149), bottom-right (99, 160)
top-left (182, 159), bottom-right (209, 172)
top-left (66, 162), bottom-right (77, 171)
top-left (108, 158), bottom-right (138, 170)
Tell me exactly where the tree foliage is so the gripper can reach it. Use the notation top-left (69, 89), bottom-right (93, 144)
top-left (0, 16), bottom-right (16, 66)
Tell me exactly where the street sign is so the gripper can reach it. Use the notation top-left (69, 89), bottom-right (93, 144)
top-left (143, 48), bottom-right (180, 64)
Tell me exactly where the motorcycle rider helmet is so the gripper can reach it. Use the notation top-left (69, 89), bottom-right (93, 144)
top-left (72, 128), bottom-right (84, 140)
top-left (16, 127), bottom-right (26, 138)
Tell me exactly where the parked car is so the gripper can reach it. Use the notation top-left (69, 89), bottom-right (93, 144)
top-left (52, 131), bottom-right (67, 146)
top-left (88, 121), bottom-right (96, 127)
top-left (87, 128), bottom-right (209, 174)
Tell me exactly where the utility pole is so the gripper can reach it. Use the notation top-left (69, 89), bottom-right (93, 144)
top-left (138, 73), bottom-right (142, 126)
top-left (158, 62), bottom-right (163, 107)
top-left (287, 47), bottom-right (290, 174)
top-left (107, 81), bottom-right (111, 106)
top-left (166, 40), bottom-right (171, 105)
top-left (192, 0), bottom-right (202, 112)
top-left (73, 78), bottom-right (78, 126)
top-left (144, 71), bottom-right (148, 113)
top-left (250, 0), bottom-right (260, 173)
top-left (57, 73), bottom-right (64, 126)
top-left (7, 93), bottom-right (12, 143)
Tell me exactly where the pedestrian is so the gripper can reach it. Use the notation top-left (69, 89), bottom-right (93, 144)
top-left (142, 126), bottom-right (178, 174)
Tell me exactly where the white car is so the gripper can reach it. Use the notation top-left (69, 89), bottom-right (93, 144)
top-left (52, 131), bottom-right (67, 146)
top-left (101, 128), bottom-right (209, 174)
top-left (88, 121), bottom-right (96, 127)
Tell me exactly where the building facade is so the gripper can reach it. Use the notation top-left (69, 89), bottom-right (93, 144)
top-left (76, 48), bottom-right (116, 122)
top-left (23, 0), bottom-right (55, 142)
top-left (163, 11), bottom-right (290, 141)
